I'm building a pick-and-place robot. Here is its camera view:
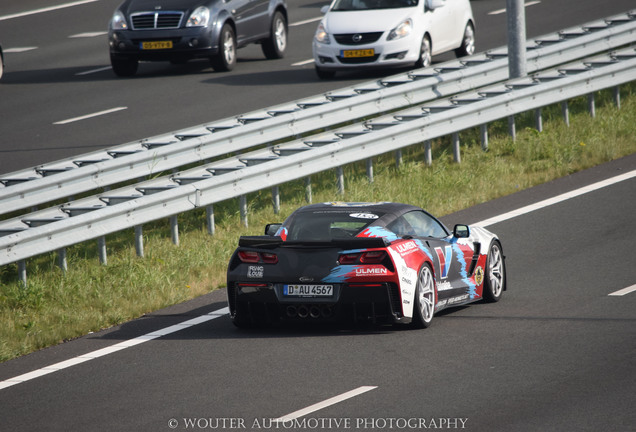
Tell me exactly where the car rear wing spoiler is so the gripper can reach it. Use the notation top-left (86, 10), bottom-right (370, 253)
top-left (238, 236), bottom-right (391, 249)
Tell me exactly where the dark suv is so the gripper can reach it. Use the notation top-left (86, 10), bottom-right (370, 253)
top-left (108, 0), bottom-right (288, 76)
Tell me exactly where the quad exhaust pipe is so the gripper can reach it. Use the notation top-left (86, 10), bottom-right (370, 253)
top-left (286, 305), bottom-right (334, 319)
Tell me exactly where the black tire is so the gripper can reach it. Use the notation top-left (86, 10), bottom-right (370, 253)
top-left (315, 66), bottom-right (336, 79)
top-left (482, 240), bottom-right (505, 302)
top-left (412, 263), bottom-right (435, 328)
top-left (415, 34), bottom-right (432, 68)
top-left (454, 22), bottom-right (475, 58)
top-left (261, 11), bottom-right (287, 59)
top-left (110, 55), bottom-right (138, 77)
top-left (211, 23), bottom-right (236, 72)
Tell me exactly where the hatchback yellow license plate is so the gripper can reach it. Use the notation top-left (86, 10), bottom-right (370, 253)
top-left (141, 41), bottom-right (173, 50)
top-left (342, 49), bottom-right (375, 58)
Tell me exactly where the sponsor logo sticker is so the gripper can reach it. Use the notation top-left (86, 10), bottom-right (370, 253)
top-left (475, 266), bottom-right (484, 285)
top-left (247, 266), bottom-right (264, 278)
top-left (355, 267), bottom-right (388, 276)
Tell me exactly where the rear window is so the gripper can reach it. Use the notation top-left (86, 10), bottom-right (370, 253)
top-left (286, 211), bottom-right (383, 241)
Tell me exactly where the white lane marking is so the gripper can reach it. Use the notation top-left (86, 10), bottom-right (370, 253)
top-left (53, 107), bottom-right (128, 124)
top-left (0, 0), bottom-right (99, 21)
top-left (76, 66), bottom-right (112, 76)
top-left (274, 386), bottom-right (378, 422)
top-left (0, 307), bottom-right (229, 391)
top-left (69, 32), bottom-right (107, 38)
top-left (3, 47), bottom-right (38, 53)
top-left (475, 170), bottom-right (636, 227)
top-left (292, 59), bottom-right (315, 66)
top-left (489, 0), bottom-right (541, 15)
top-left (290, 16), bottom-right (322, 27)
top-left (609, 285), bottom-right (636, 297)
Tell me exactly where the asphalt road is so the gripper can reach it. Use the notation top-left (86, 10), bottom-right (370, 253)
top-left (0, 0), bottom-right (634, 175)
top-left (0, 153), bottom-right (634, 432)
top-left (1, 1), bottom-right (635, 431)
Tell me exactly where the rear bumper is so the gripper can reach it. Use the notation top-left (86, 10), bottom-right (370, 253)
top-left (228, 282), bottom-right (408, 325)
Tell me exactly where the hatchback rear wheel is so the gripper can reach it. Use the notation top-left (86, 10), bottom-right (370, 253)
top-left (455, 22), bottom-right (475, 58)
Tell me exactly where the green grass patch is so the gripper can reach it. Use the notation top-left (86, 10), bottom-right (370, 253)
top-left (1, 84), bottom-right (635, 362)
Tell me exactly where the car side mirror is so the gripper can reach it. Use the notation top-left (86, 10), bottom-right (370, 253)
top-left (265, 223), bottom-right (282, 236)
top-left (453, 224), bottom-right (470, 238)
top-left (320, 5), bottom-right (329, 14)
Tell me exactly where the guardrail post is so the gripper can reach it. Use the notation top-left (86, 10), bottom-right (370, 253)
top-left (58, 248), bottom-right (67, 274)
top-left (535, 108), bottom-right (543, 132)
top-left (135, 225), bottom-right (144, 258)
top-left (478, 124), bottom-right (487, 150)
top-left (613, 86), bottom-right (621, 109)
top-left (588, 93), bottom-right (596, 118)
top-left (366, 158), bottom-right (374, 183)
top-left (424, 140), bottom-right (432, 166)
top-left (272, 186), bottom-right (280, 214)
top-left (98, 236), bottom-right (107, 265)
top-left (395, 150), bottom-right (402, 168)
top-left (336, 167), bottom-right (344, 195)
top-left (18, 260), bottom-right (27, 287)
top-left (452, 133), bottom-right (461, 163)
top-left (508, 116), bottom-right (516, 141)
top-left (562, 101), bottom-right (570, 126)
top-left (239, 195), bottom-right (248, 227)
top-left (304, 177), bottom-right (312, 203)
top-left (170, 215), bottom-right (179, 246)
top-left (206, 205), bottom-right (215, 235)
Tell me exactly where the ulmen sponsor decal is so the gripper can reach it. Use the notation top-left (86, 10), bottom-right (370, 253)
top-left (395, 240), bottom-right (418, 256)
top-left (355, 267), bottom-right (388, 276)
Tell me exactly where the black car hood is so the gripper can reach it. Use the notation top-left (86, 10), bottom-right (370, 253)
top-left (120, 0), bottom-right (218, 14)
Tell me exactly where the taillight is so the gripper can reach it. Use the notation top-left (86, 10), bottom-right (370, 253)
top-left (338, 253), bottom-right (359, 265)
top-left (360, 251), bottom-right (386, 263)
top-left (338, 250), bottom-right (387, 265)
top-left (238, 250), bottom-right (260, 263)
top-left (261, 252), bottom-right (278, 264)
top-left (237, 250), bottom-right (278, 264)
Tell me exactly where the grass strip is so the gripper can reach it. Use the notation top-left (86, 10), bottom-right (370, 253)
top-left (1, 84), bottom-right (635, 362)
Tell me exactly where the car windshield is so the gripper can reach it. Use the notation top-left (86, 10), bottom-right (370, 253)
top-left (286, 211), bottom-right (384, 241)
top-left (331, 0), bottom-right (418, 11)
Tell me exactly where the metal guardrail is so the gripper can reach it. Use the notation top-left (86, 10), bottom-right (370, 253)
top-left (2, 46), bottom-right (635, 269)
top-left (1, 10), bottom-right (635, 215)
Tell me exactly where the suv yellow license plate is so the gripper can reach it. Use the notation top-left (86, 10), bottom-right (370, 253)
top-left (283, 284), bottom-right (333, 297)
top-left (342, 49), bottom-right (374, 58)
top-left (141, 41), bottom-right (173, 50)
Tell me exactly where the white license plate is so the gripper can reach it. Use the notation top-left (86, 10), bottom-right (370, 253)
top-left (283, 284), bottom-right (333, 297)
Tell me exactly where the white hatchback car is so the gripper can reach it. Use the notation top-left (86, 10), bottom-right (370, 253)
top-left (312, 0), bottom-right (475, 79)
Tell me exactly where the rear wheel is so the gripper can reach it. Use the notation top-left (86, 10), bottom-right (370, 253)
top-left (211, 23), bottom-right (236, 72)
top-left (455, 22), bottom-right (475, 58)
top-left (262, 11), bottom-right (287, 59)
top-left (483, 240), bottom-right (505, 302)
top-left (110, 55), bottom-right (138, 77)
top-left (413, 263), bottom-right (435, 328)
